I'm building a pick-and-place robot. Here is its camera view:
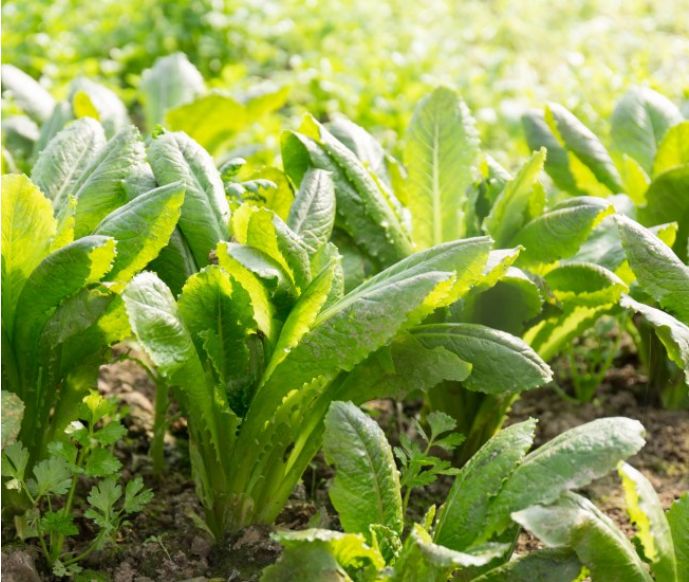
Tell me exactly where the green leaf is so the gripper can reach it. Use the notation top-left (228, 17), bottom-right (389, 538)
top-left (147, 227), bottom-right (198, 296)
top-left (392, 524), bottom-right (506, 582)
top-left (484, 417), bottom-right (646, 538)
top-left (618, 463), bottom-right (677, 582)
top-left (404, 87), bottom-right (480, 247)
top-left (68, 78), bottom-right (128, 137)
top-left (33, 101), bottom-right (73, 158)
top-left (323, 401), bottom-right (403, 537)
top-left (1, 392), bottom-right (25, 449)
top-left (84, 448), bottom-right (122, 478)
top-left (31, 118), bottom-right (106, 210)
top-left (94, 182), bottom-right (185, 289)
top-left (263, 529), bottom-right (384, 582)
top-left (31, 457), bottom-right (72, 497)
top-left (544, 262), bottom-right (628, 307)
top-left (615, 216), bottom-right (689, 324)
top-left (653, 122), bottom-right (689, 176)
top-left (328, 117), bottom-right (391, 186)
top-left (638, 165), bottom-right (689, 262)
top-left (611, 87), bottom-right (683, 173)
top-left (287, 169), bottom-right (336, 255)
top-left (140, 53), bottom-right (205, 129)
top-left (148, 131), bottom-right (230, 267)
top-left (1, 174), bottom-right (57, 337)
top-left (472, 548), bottom-right (582, 582)
top-left (484, 148), bottom-right (546, 247)
top-left (1, 441), bottom-right (29, 485)
top-left (0, 65), bottom-right (55, 123)
top-left (546, 103), bottom-right (623, 193)
top-left (165, 92), bottom-right (247, 154)
top-left (85, 477), bottom-right (121, 529)
top-left (426, 411), bottom-right (457, 440)
top-left (434, 419), bottom-right (537, 550)
top-left (411, 324), bottom-right (552, 395)
top-left (513, 492), bottom-right (653, 582)
top-left (514, 197), bottom-right (613, 267)
top-left (621, 296), bottom-right (689, 385)
top-left (667, 494), bottom-right (689, 582)
top-left (70, 124), bottom-right (148, 237)
top-left (93, 421), bottom-right (127, 446)
top-left (41, 511), bottom-right (79, 537)
top-left (123, 476), bottom-right (154, 514)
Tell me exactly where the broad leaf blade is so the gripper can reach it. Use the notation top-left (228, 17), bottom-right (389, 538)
top-left (323, 401), bottom-right (403, 536)
top-left (404, 87), bottom-right (480, 247)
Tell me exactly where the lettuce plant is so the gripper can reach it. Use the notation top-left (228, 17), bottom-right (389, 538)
top-left (122, 163), bottom-right (554, 537)
top-left (262, 401), bottom-right (647, 581)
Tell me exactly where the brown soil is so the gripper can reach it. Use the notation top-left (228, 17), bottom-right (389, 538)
top-left (4, 351), bottom-right (688, 581)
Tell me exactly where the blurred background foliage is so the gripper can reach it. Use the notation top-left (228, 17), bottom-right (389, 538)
top-left (3, 0), bottom-right (689, 165)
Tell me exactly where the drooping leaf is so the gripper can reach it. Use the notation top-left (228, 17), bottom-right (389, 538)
top-left (611, 87), bottom-right (683, 173)
top-left (404, 87), bottom-right (480, 247)
top-left (513, 492), bottom-right (653, 582)
top-left (484, 417), bottom-right (646, 538)
top-left (323, 402), bottom-right (403, 537)
top-left (411, 324), bottom-right (552, 395)
top-left (514, 197), bottom-right (613, 267)
top-left (621, 296), bottom-right (689, 385)
top-left (434, 419), bottom-right (537, 550)
top-left (544, 262), bottom-right (628, 307)
top-left (140, 53), bottom-right (205, 129)
top-left (615, 216), bottom-right (689, 324)
top-left (148, 131), bottom-right (230, 267)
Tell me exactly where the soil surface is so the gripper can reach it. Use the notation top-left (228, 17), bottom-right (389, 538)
top-left (3, 351), bottom-right (688, 581)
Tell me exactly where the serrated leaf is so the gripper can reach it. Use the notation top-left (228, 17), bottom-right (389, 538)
top-left (544, 262), bottom-right (628, 307)
top-left (434, 419), bottom-right (536, 550)
top-left (1, 174), bottom-right (57, 339)
top-left (85, 477), bottom-right (121, 528)
top-left (84, 448), bottom-right (121, 477)
top-left (32, 457), bottom-right (72, 497)
top-left (93, 421), bottom-right (127, 446)
top-left (485, 417), bottom-right (646, 538)
top-left (404, 87), bottom-right (480, 247)
top-left (426, 411), bottom-right (457, 440)
top-left (2, 441), bottom-right (29, 484)
top-left (123, 476), bottom-right (154, 514)
top-left (41, 511), bottom-right (79, 537)
top-left (513, 492), bottom-right (653, 582)
top-left (611, 87), bottom-right (683, 173)
top-left (323, 402), bottom-right (403, 537)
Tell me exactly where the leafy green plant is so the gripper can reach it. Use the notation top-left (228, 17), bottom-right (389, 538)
top-left (262, 401), bottom-right (647, 581)
top-left (1, 166), bottom-right (183, 476)
top-left (1, 392), bottom-right (152, 576)
top-left (514, 464), bottom-right (688, 582)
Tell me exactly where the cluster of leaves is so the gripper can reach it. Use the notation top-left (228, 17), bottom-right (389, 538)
top-left (1, 392), bottom-right (152, 576)
top-left (263, 401), bottom-right (687, 582)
